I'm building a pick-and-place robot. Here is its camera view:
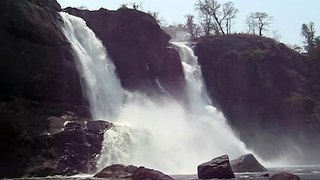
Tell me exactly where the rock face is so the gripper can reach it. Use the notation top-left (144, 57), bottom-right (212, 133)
top-left (65, 7), bottom-right (187, 103)
top-left (269, 172), bottom-right (300, 180)
top-left (0, 0), bottom-right (188, 178)
top-left (195, 35), bottom-right (320, 162)
top-left (0, 95), bottom-right (111, 177)
top-left (0, 0), bottom-right (85, 105)
top-left (0, 0), bottom-right (112, 177)
top-left (197, 155), bottom-right (235, 179)
top-left (95, 164), bottom-right (174, 180)
top-left (230, 154), bottom-right (268, 172)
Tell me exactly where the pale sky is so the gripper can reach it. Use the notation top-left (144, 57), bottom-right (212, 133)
top-left (57, 0), bottom-right (320, 46)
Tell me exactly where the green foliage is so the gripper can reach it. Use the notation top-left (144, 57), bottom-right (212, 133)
top-left (77, 5), bottom-right (87, 10)
top-left (185, 15), bottom-right (198, 38)
top-left (301, 21), bottom-right (320, 61)
top-left (243, 46), bottom-right (268, 60)
top-left (119, 4), bottom-right (128, 9)
top-left (147, 11), bottom-right (167, 26)
top-left (119, 2), bottom-right (144, 10)
top-left (301, 22), bottom-right (316, 52)
top-left (288, 44), bottom-right (304, 54)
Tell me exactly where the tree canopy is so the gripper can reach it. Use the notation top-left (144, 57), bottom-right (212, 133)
top-left (246, 12), bottom-right (273, 36)
top-left (195, 0), bottom-right (238, 35)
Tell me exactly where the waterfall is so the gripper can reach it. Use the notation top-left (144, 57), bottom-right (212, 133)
top-left (97, 42), bottom-right (251, 174)
top-left (59, 12), bottom-right (124, 120)
top-left (60, 12), bottom-right (250, 174)
top-left (171, 41), bottom-right (212, 113)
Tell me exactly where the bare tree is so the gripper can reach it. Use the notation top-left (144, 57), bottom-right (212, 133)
top-left (246, 14), bottom-right (256, 35)
top-left (222, 2), bottom-right (238, 34)
top-left (246, 12), bottom-right (273, 36)
top-left (195, 0), bottom-right (216, 35)
top-left (271, 30), bottom-right (281, 42)
top-left (195, 0), bottom-right (238, 35)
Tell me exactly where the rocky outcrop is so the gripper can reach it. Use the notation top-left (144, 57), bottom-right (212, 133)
top-left (53, 120), bottom-right (110, 175)
top-left (65, 7), bottom-right (187, 103)
top-left (95, 164), bottom-right (174, 180)
top-left (0, 0), bottom-right (85, 105)
top-left (0, 95), bottom-right (110, 178)
top-left (269, 172), bottom-right (300, 180)
top-left (195, 35), bottom-right (320, 162)
top-left (230, 154), bottom-right (267, 172)
top-left (0, 0), bottom-right (111, 177)
top-left (0, 0), bottom-right (188, 178)
top-left (197, 155), bottom-right (235, 179)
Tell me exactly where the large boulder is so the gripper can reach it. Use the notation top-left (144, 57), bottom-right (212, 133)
top-left (197, 155), bottom-right (235, 179)
top-left (95, 164), bottom-right (174, 180)
top-left (230, 154), bottom-right (268, 172)
top-left (195, 35), bottom-right (320, 162)
top-left (65, 7), bottom-right (187, 103)
top-left (269, 172), bottom-right (300, 180)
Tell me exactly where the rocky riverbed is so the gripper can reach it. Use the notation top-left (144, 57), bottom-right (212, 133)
top-left (3, 166), bottom-right (320, 180)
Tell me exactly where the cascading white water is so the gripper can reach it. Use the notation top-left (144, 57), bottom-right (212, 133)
top-left (59, 12), bottom-right (124, 120)
top-left (60, 12), bottom-right (251, 174)
top-left (171, 41), bottom-right (212, 113)
top-left (98, 42), bottom-right (251, 174)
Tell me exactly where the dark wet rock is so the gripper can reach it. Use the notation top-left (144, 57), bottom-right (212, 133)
top-left (133, 166), bottom-right (174, 180)
top-left (197, 155), bottom-right (235, 179)
top-left (0, 0), bottom-right (116, 177)
top-left (53, 120), bottom-right (111, 175)
top-left (94, 164), bottom-right (137, 178)
top-left (0, 0), bottom-right (85, 105)
top-left (0, 95), bottom-right (109, 178)
top-left (195, 35), bottom-right (320, 162)
top-left (269, 172), bottom-right (300, 180)
top-left (95, 164), bottom-right (174, 180)
top-left (65, 7), bottom-right (187, 103)
top-left (262, 173), bottom-right (270, 177)
top-left (230, 154), bottom-right (268, 172)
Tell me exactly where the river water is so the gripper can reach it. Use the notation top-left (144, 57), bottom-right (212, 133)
top-left (3, 166), bottom-right (320, 180)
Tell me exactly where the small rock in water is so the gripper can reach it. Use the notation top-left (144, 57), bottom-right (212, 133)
top-left (197, 155), bottom-right (235, 179)
top-left (269, 172), bottom-right (300, 180)
top-left (133, 166), bottom-right (174, 180)
top-left (94, 164), bottom-right (136, 178)
top-left (94, 164), bottom-right (174, 180)
top-left (230, 153), bottom-right (268, 172)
